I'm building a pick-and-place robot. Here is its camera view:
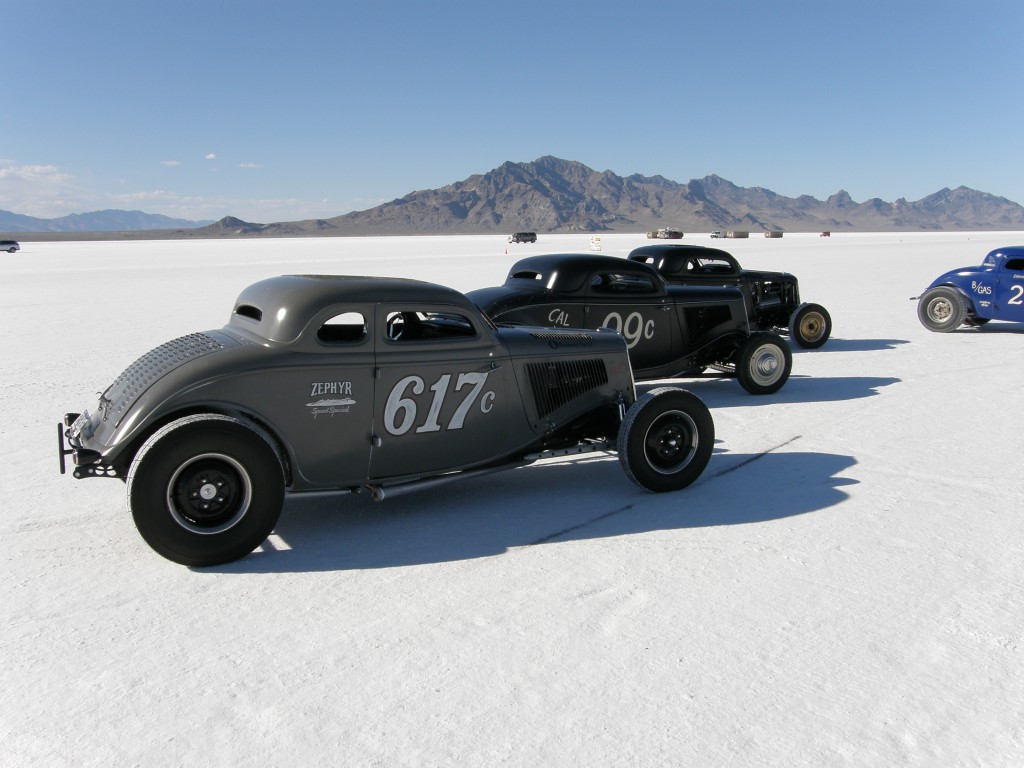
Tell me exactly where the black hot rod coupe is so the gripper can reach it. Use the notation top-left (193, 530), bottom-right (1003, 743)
top-left (467, 254), bottom-right (792, 395)
top-left (628, 243), bottom-right (832, 349)
top-left (58, 275), bottom-right (715, 566)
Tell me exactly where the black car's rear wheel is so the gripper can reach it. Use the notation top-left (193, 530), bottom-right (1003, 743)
top-left (735, 333), bottom-right (792, 395)
top-left (618, 387), bottom-right (714, 492)
top-left (789, 303), bottom-right (832, 348)
top-left (127, 415), bottom-right (284, 566)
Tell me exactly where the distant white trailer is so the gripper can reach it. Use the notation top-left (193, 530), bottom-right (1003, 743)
top-left (764, 230), bottom-right (783, 238)
top-left (726, 230), bottom-right (749, 239)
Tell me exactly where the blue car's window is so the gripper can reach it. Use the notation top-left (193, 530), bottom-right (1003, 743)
top-left (1004, 258), bottom-right (1024, 271)
top-left (318, 311), bottom-right (367, 343)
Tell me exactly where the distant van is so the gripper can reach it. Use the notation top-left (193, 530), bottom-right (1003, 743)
top-left (1, 240), bottom-right (20, 253)
top-left (509, 232), bottom-right (537, 243)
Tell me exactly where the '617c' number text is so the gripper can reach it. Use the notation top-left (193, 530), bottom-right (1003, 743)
top-left (384, 372), bottom-right (495, 436)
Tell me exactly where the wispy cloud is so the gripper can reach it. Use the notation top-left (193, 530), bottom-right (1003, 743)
top-left (239, 162), bottom-right (263, 169)
top-left (160, 160), bottom-right (181, 167)
top-left (205, 153), bottom-right (217, 161)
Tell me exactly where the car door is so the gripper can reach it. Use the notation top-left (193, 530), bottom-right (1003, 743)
top-left (369, 303), bottom-right (514, 480)
top-left (994, 257), bottom-right (1024, 320)
top-left (583, 268), bottom-right (678, 372)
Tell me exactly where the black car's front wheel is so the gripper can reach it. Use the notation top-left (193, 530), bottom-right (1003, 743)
top-left (618, 387), bottom-right (714, 493)
top-left (918, 286), bottom-right (966, 332)
top-left (789, 302), bottom-right (832, 348)
top-left (126, 415), bottom-right (284, 566)
top-left (735, 333), bottom-right (792, 395)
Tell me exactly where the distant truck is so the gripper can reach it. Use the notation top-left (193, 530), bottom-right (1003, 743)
top-left (726, 231), bottom-right (749, 239)
top-left (646, 227), bottom-right (683, 239)
top-left (508, 232), bottom-right (537, 244)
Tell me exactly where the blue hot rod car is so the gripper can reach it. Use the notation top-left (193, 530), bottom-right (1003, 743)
top-left (916, 246), bottom-right (1024, 331)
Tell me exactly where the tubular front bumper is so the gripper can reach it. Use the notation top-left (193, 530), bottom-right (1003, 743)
top-left (57, 413), bottom-right (119, 479)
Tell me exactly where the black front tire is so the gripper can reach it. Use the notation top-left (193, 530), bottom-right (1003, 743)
top-left (918, 286), bottom-right (966, 332)
top-left (618, 387), bottom-right (714, 493)
top-left (789, 302), bottom-right (831, 348)
top-left (735, 333), bottom-right (792, 395)
top-left (126, 415), bottom-right (284, 566)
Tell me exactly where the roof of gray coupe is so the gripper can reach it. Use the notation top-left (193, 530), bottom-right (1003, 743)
top-left (228, 274), bottom-right (476, 343)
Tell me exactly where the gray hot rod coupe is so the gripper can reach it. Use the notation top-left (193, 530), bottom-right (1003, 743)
top-left (467, 254), bottom-right (792, 395)
top-left (628, 243), bottom-right (832, 349)
top-left (58, 275), bottom-right (715, 566)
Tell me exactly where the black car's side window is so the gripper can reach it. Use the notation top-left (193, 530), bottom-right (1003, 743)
top-left (385, 310), bottom-right (477, 342)
top-left (590, 273), bottom-right (657, 294)
top-left (318, 311), bottom-right (367, 343)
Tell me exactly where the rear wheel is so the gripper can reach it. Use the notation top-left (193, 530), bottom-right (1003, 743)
top-left (618, 388), bottom-right (714, 492)
top-left (735, 333), bottom-right (792, 395)
top-left (918, 286), bottom-right (966, 332)
top-left (127, 415), bottom-right (284, 566)
top-left (789, 302), bottom-right (831, 348)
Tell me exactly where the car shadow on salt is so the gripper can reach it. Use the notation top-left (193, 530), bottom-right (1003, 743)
top-left (205, 448), bottom-right (857, 574)
top-left (793, 337), bottom-right (910, 352)
top-left (642, 374), bottom-right (901, 407)
top-left (952, 321), bottom-right (1024, 334)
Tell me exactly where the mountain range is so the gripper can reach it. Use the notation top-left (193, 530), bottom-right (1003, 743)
top-left (0, 209), bottom-right (213, 233)
top-left (5, 156), bottom-right (1024, 238)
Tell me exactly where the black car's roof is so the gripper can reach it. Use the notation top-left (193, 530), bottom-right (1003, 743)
top-left (629, 244), bottom-right (739, 271)
top-left (229, 274), bottom-right (476, 343)
top-left (504, 253), bottom-right (667, 293)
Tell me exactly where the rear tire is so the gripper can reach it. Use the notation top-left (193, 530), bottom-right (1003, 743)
top-left (789, 302), bottom-right (831, 348)
top-left (618, 388), bottom-right (714, 492)
top-left (735, 333), bottom-right (792, 395)
top-left (127, 415), bottom-right (284, 566)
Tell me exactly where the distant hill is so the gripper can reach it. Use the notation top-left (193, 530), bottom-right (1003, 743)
top-left (0, 209), bottom-right (213, 233)
top-left (187, 156), bottom-right (1024, 237)
top-left (6, 157), bottom-right (1024, 239)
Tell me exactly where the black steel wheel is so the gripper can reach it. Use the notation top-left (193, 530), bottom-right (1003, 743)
top-left (618, 387), bottom-right (714, 492)
top-left (735, 332), bottom-right (792, 395)
top-left (127, 415), bottom-right (284, 566)
top-left (917, 286), bottom-right (966, 332)
top-left (789, 302), bottom-right (832, 349)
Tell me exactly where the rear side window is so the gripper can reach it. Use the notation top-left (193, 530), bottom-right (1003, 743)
top-left (1004, 258), bottom-right (1024, 271)
top-left (318, 311), bottom-right (367, 343)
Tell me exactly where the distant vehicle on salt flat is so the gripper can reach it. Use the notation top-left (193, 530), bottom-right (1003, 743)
top-left (508, 232), bottom-right (537, 243)
top-left (1, 240), bottom-right (20, 253)
top-left (646, 227), bottom-right (683, 239)
top-left (915, 245), bottom-right (1024, 331)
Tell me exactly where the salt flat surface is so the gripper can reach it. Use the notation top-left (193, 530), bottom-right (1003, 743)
top-left (3, 232), bottom-right (1023, 766)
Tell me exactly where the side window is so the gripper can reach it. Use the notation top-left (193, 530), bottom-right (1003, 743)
top-left (317, 311), bottom-right (367, 343)
top-left (590, 272), bottom-right (657, 294)
top-left (1004, 258), bottom-right (1024, 271)
top-left (385, 310), bottom-right (477, 342)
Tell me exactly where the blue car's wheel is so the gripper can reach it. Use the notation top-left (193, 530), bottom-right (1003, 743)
top-left (918, 286), bottom-right (966, 332)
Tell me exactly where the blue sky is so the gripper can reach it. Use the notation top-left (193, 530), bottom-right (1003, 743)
top-left (4, 0), bottom-right (1022, 222)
